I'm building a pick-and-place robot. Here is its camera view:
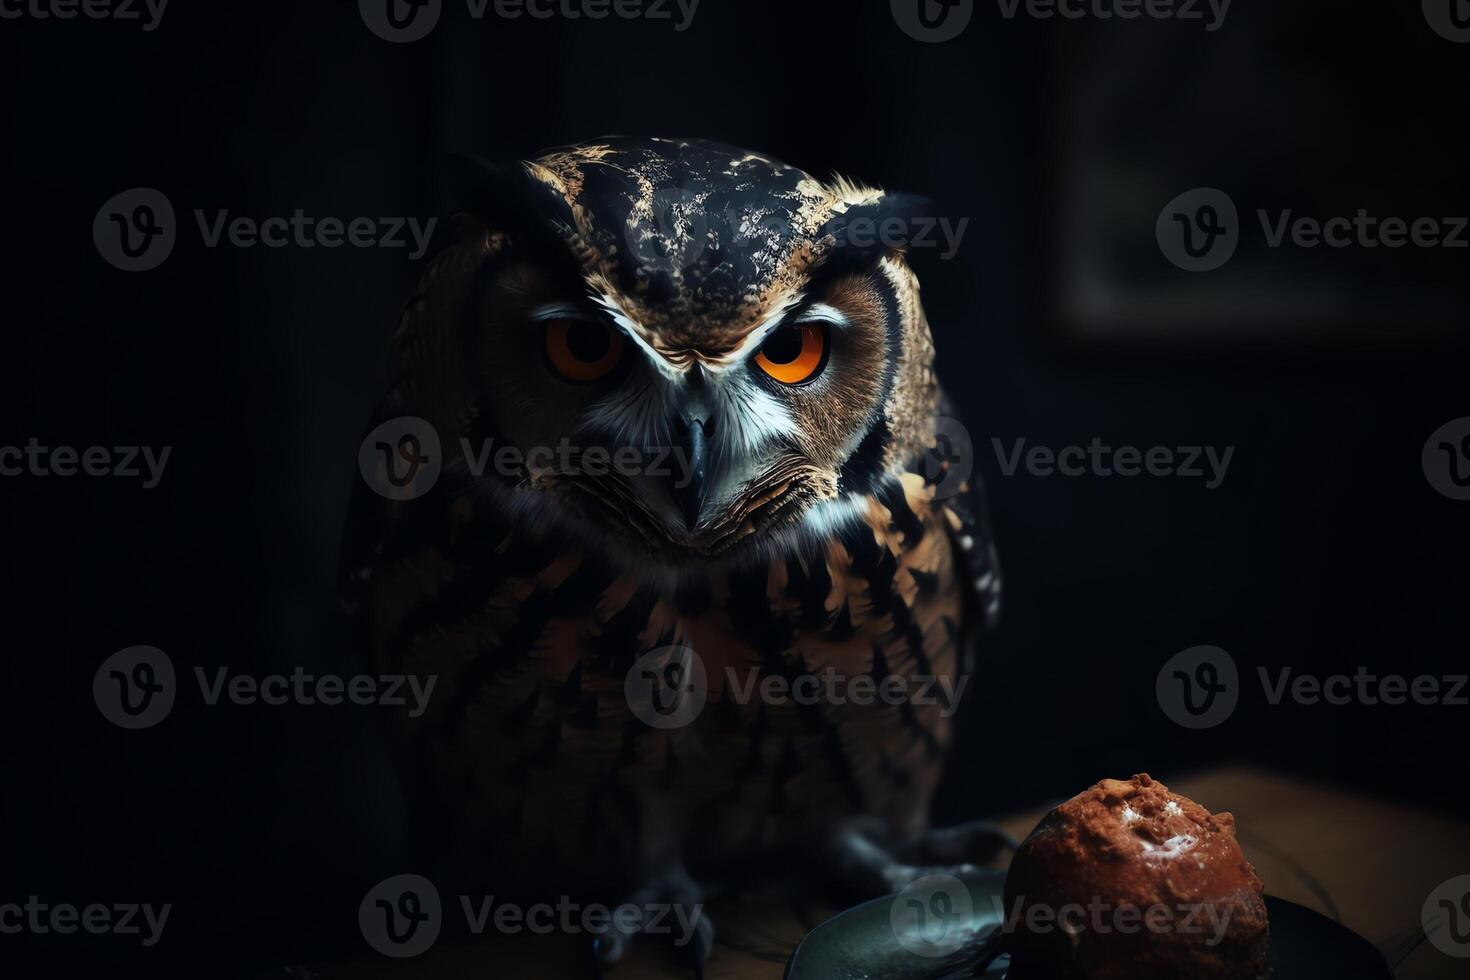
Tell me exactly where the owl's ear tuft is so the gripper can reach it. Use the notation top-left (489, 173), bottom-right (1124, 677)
top-left (818, 191), bottom-right (939, 272)
top-left (445, 154), bottom-right (519, 224)
top-left (443, 153), bottom-right (575, 253)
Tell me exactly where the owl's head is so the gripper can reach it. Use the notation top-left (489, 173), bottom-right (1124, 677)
top-left (389, 137), bottom-right (946, 565)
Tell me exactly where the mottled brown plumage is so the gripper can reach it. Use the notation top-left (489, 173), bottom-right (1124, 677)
top-left (342, 137), bottom-right (1002, 969)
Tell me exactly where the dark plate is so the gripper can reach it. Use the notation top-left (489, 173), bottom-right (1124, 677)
top-left (785, 872), bottom-right (1391, 980)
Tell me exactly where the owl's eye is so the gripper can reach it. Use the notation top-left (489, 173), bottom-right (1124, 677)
top-left (544, 318), bottom-right (625, 383)
top-left (754, 322), bottom-right (828, 385)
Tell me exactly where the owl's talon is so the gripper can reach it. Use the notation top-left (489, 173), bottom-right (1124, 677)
top-left (683, 911), bottom-right (715, 980)
top-left (592, 929), bottom-right (630, 967)
top-left (587, 935), bottom-right (608, 980)
top-left (588, 866), bottom-right (710, 974)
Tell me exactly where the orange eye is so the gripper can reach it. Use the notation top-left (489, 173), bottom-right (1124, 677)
top-left (544, 318), bottom-right (624, 382)
top-left (754, 322), bottom-right (828, 385)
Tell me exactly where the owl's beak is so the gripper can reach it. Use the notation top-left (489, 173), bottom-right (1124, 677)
top-left (672, 414), bottom-right (712, 532)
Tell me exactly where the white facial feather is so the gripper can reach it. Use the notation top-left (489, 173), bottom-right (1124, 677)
top-left (581, 292), bottom-right (801, 462)
top-left (591, 294), bottom-right (684, 382)
top-left (580, 372), bottom-right (676, 449)
top-left (711, 373), bottom-right (796, 459)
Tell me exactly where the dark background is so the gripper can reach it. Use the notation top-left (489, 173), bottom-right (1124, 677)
top-left (2, 0), bottom-right (1467, 973)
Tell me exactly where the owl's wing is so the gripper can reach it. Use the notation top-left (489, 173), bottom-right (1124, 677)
top-left (339, 217), bottom-right (494, 656)
top-left (932, 389), bottom-right (1002, 675)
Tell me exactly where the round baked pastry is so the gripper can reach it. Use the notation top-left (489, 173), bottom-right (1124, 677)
top-left (1002, 774), bottom-right (1269, 980)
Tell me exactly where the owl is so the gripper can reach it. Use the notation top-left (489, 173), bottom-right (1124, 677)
top-left (341, 137), bottom-right (1005, 974)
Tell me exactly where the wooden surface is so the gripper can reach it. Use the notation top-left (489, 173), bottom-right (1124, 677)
top-left (321, 767), bottom-right (1470, 978)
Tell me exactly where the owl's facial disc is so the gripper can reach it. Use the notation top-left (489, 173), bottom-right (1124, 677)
top-left (474, 260), bottom-right (896, 561)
